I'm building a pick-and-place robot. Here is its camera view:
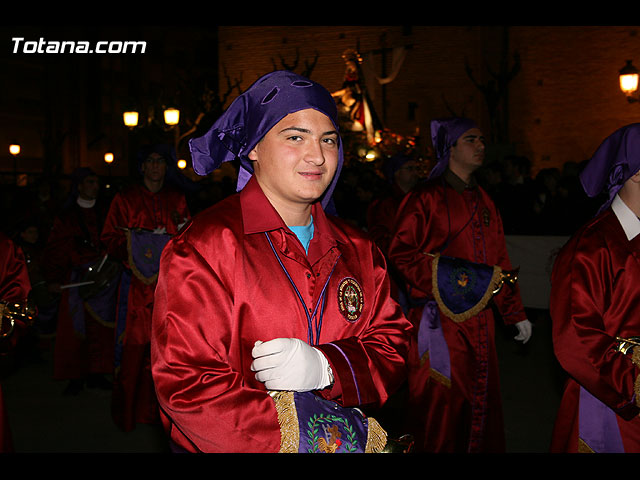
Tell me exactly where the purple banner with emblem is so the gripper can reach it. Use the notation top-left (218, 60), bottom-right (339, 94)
top-left (126, 230), bottom-right (171, 284)
top-left (271, 391), bottom-right (387, 453)
top-left (432, 254), bottom-right (501, 322)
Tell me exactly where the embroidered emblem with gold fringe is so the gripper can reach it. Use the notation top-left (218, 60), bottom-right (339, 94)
top-left (270, 390), bottom-right (387, 453)
top-left (431, 253), bottom-right (506, 323)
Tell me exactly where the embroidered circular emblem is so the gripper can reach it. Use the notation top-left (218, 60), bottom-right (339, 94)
top-left (449, 265), bottom-right (477, 297)
top-left (337, 277), bottom-right (364, 322)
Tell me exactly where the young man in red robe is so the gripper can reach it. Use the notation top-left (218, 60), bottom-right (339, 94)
top-left (550, 123), bottom-right (640, 452)
top-left (389, 117), bottom-right (532, 452)
top-left (101, 145), bottom-right (190, 432)
top-left (150, 71), bottom-right (413, 453)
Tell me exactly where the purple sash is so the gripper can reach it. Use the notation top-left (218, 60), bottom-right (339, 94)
top-left (417, 300), bottom-right (451, 384)
top-left (579, 386), bottom-right (625, 452)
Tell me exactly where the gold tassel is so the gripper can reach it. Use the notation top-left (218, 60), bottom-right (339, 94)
top-left (365, 416), bottom-right (388, 453)
top-left (632, 349), bottom-right (640, 409)
top-left (270, 391), bottom-right (300, 453)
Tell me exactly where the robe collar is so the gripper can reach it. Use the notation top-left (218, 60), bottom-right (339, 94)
top-left (443, 167), bottom-right (478, 194)
top-left (611, 194), bottom-right (640, 241)
top-left (239, 176), bottom-right (347, 250)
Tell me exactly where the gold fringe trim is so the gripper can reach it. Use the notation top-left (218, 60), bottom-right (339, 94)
top-left (429, 368), bottom-right (452, 388)
top-left (270, 391), bottom-right (300, 453)
top-left (365, 416), bottom-right (388, 453)
top-left (632, 349), bottom-right (640, 409)
top-left (126, 229), bottom-right (159, 286)
top-left (578, 438), bottom-right (594, 453)
top-left (419, 352), bottom-right (451, 388)
top-left (431, 253), bottom-right (501, 323)
top-left (83, 301), bottom-right (116, 328)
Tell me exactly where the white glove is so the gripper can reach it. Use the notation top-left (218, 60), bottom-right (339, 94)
top-left (152, 226), bottom-right (167, 234)
top-left (514, 319), bottom-right (533, 344)
top-left (251, 338), bottom-right (331, 392)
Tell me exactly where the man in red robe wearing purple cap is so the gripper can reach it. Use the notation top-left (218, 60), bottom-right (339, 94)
top-left (550, 123), bottom-right (640, 453)
top-left (389, 117), bottom-right (531, 452)
top-left (150, 71), bottom-right (412, 453)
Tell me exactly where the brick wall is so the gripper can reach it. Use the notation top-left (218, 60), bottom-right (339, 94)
top-left (219, 25), bottom-right (640, 176)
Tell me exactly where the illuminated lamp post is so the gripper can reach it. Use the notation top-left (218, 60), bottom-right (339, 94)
top-left (104, 152), bottom-right (114, 178)
top-left (9, 143), bottom-right (20, 183)
top-left (619, 60), bottom-right (640, 102)
top-left (123, 111), bottom-right (139, 128)
top-left (163, 107), bottom-right (180, 126)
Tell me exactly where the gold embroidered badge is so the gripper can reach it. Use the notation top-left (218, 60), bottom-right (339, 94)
top-left (338, 277), bottom-right (364, 322)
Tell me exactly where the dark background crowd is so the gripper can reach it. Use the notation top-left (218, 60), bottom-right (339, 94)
top-left (0, 150), bottom-right (600, 349)
top-left (0, 148), bottom-right (601, 451)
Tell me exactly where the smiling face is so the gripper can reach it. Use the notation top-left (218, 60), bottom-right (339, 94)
top-left (248, 108), bottom-right (340, 224)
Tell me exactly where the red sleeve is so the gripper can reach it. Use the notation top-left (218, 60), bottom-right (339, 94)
top-left (0, 234), bottom-right (31, 302)
top-left (551, 223), bottom-right (640, 420)
top-left (151, 233), bottom-right (281, 453)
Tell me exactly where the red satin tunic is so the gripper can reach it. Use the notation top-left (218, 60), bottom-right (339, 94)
top-left (151, 176), bottom-right (412, 453)
top-left (42, 202), bottom-right (114, 379)
top-left (389, 171), bottom-right (526, 452)
top-left (550, 206), bottom-right (640, 452)
top-left (0, 232), bottom-right (32, 452)
top-left (101, 183), bottom-right (189, 431)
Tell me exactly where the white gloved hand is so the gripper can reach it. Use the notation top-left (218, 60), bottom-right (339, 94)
top-left (514, 319), bottom-right (533, 344)
top-left (251, 338), bottom-right (331, 392)
top-left (152, 226), bottom-right (167, 235)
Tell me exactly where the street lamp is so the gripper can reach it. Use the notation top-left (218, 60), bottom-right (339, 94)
top-left (619, 60), bottom-right (640, 102)
top-left (123, 111), bottom-right (139, 128)
top-left (9, 143), bottom-right (20, 183)
top-left (163, 107), bottom-right (180, 126)
top-left (121, 106), bottom-right (180, 127)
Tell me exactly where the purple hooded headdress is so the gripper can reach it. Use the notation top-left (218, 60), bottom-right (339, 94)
top-left (189, 70), bottom-right (343, 209)
top-left (429, 117), bottom-right (478, 179)
top-left (580, 123), bottom-right (640, 214)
